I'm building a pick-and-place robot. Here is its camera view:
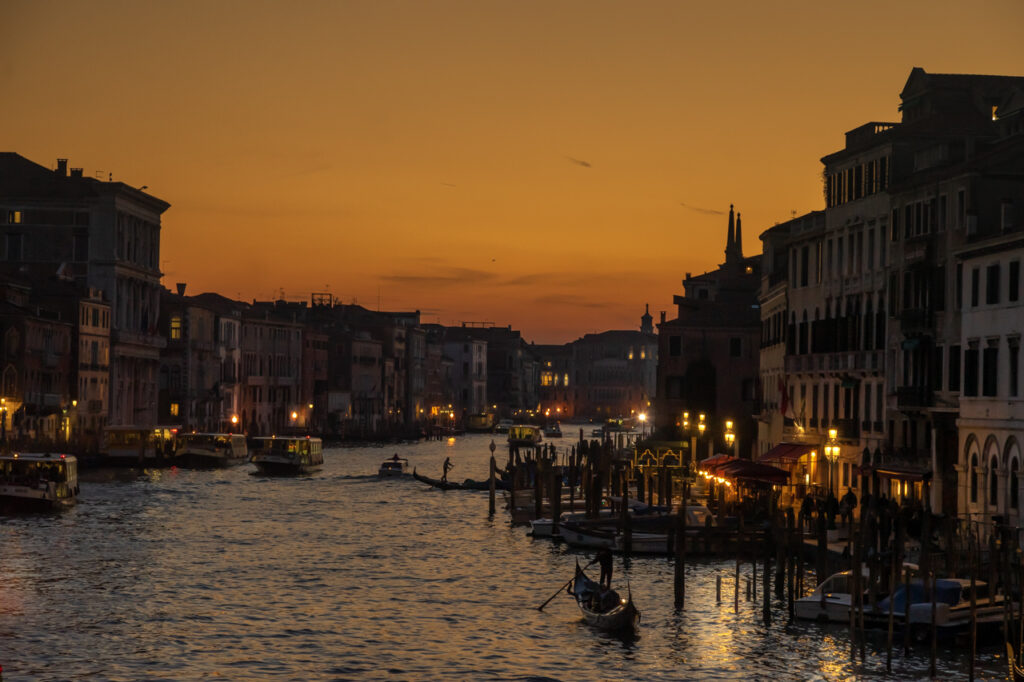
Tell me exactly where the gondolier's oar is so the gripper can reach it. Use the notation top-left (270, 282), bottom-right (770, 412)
top-left (538, 559), bottom-right (597, 611)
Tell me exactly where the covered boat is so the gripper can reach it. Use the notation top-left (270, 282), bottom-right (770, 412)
top-left (250, 436), bottom-right (324, 475)
top-left (0, 452), bottom-right (79, 511)
top-left (570, 562), bottom-right (639, 633)
top-left (175, 432), bottom-right (249, 468)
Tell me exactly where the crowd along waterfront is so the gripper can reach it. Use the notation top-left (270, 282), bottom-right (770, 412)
top-left (0, 433), bottom-right (1011, 680)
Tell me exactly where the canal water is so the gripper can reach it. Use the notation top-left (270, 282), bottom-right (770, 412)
top-left (0, 433), bottom-right (1008, 680)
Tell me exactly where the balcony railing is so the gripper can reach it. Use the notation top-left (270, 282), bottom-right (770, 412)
top-left (897, 386), bottom-right (933, 409)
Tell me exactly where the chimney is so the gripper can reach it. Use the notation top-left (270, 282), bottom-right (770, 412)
top-left (660, 311), bottom-right (666, 324)
top-left (56, 158), bottom-right (68, 176)
top-left (70, 168), bottom-right (83, 178)
top-left (176, 282), bottom-right (187, 296)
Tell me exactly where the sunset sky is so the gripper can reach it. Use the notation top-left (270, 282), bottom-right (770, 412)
top-left (4, 1), bottom-right (1023, 343)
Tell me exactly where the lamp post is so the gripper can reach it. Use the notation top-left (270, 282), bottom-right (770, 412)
top-left (697, 414), bottom-right (707, 461)
top-left (638, 412), bottom-right (647, 439)
top-left (1, 397), bottom-right (6, 444)
top-left (824, 427), bottom-right (839, 496)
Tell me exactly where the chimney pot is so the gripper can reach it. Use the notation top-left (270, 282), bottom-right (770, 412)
top-left (176, 282), bottom-right (187, 296)
top-left (56, 159), bottom-right (68, 176)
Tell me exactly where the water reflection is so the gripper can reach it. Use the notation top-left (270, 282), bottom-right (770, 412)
top-left (0, 433), bottom-right (1010, 679)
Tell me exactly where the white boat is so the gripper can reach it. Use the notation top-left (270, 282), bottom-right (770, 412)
top-left (378, 454), bottom-right (409, 478)
top-left (794, 567), bottom-right (871, 622)
top-left (101, 425), bottom-right (180, 466)
top-left (250, 436), bottom-right (324, 475)
top-left (0, 452), bottom-right (79, 511)
top-left (494, 419), bottom-right (513, 434)
top-left (174, 432), bottom-right (248, 468)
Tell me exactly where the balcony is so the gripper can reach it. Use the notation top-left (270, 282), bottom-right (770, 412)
top-left (833, 418), bottom-right (860, 441)
top-left (897, 386), bottom-right (933, 410)
top-left (899, 308), bottom-right (933, 334)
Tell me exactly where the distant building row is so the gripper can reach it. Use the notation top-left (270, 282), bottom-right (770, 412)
top-left (0, 152), bottom-right (656, 444)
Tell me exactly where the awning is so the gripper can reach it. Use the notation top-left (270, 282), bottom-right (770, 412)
top-left (716, 459), bottom-right (790, 484)
top-left (864, 464), bottom-right (932, 482)
top-left (760, 442), bottom-right (815, 465)
top-left (698, 453), bottom-right (735, 474)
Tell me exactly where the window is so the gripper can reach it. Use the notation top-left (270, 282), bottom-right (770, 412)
top-left (982, 343), bottom-right (998, 397)
top-left (6, 210), bottom-right (21, 224)
top-left (1012, 459), bottom-right (1020, 510)
top-left (1010, 339), bottom-right (1020, 398)
top-left (170, 316), bottom-right (182, 340)
top-left (957, 189), bottom-right (966, 228)
top-left (990, 457), bottom-right (999, 507)
top-left (938, 195), bottom-right (947, 232)
top-left (170, 402), bottom-right (179, 417)
top-left (730, 338), bottom-right (741, 357)
top-left (970, 453), bottom-right (979, 503)
top-left (964, 345), bottom-right (979, 396)
top-left (669, 336), bottom-right (681, 357)
top-left (1011, 261), bottom-right (1020, 303)
top-left (971, 268), bottom-right (980, 307)
top-left (5, 233), bottom-right (22, 261)
top-left (800, 246), bottom-right (809, 287)
top-left (986, 264), bottom-right (1001, 304)
top-left (867, 230), bottom-right (875, 269)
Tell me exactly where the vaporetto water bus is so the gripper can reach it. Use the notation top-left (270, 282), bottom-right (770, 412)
top-left (250, 436), bottom-right (324, 475)
top-left (0, 452), bottom-right (79, 511)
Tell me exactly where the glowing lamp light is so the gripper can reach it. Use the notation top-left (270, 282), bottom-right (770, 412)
top-left (291, 411), bottom-right (298, 421)
top-left (231, 415), bottom-right (238, 425)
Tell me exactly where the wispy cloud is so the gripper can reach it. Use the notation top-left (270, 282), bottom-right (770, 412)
top-left (679, 202), bottom-right (726, 216)
top-left (380, 267), bottom-right (498, 286)
top-left (566, 156), bottom-right (592, 168)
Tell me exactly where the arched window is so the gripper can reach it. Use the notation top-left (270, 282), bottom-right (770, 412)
top-left (971, 453), bottom-right (979, 503)
top-left (1011, 458), bottom-right (1020, 510)
top-left (990, 456), bottom-right (999, 508)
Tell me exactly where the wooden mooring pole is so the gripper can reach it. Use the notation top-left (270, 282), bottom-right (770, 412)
top-left (488, 455), bottom-right (496, 516)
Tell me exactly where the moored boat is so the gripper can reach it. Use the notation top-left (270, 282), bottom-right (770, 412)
top-left (0, 452), bottom-right (79, 511)
top-left (174, 432), bottom-right (248, 468)
top-left (543, 421), bottom-right (563, 438)
top-left (101, 425), bottom-right (180, 466)
top-left (570, 562), bottom-right (640, 633)
top-left (465, 413), bottom-right (496, 432)
top-left (872, 578), bottom-right (1012, 641)
top-left (250, 436), bottom-right (324, 475)
top-left (508, 424), bottom-right (543, 447)
top-left (794, 567), bottom-right (872, 622)
top-left (378, 454), bottom-right (409, 477)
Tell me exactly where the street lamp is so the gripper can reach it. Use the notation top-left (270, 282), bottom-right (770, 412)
top-left (724, 419), bottom-right (735, 455)
top-left (638, 412), bottom-right (647, 438)
top-left (824, 427), bottom-right (839, 495)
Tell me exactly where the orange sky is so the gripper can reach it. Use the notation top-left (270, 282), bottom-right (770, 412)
top-left (3, 1), bottom-right (1024, 343)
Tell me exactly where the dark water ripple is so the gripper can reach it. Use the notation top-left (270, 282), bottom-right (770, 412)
top-left (0, 433), bottom-right (1010, 679)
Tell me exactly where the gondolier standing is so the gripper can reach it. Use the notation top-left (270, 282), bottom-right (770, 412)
top-left (441, 456), bottom-right (454, 483)
top-left (597, 548), bottom-right (613, 589)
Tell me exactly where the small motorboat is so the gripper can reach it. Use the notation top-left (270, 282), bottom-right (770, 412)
top-left (570, 562), bottom-right (639, 633)
top-left (543, 422), bottom-right (563, 438)
top-left (378, 455), bottom-right (409, 478)
top-left (873, 578), bottom-right (1013, 641)
top-left (794, 567), bottom-right (871, 622)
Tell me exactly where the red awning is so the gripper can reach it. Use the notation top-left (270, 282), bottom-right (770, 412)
top-left (760, 442), bottom-right (815, 465)
top-left (698, 453), bottom-right (735, 474)
top-left (717, 459), bottom-right (790, 484)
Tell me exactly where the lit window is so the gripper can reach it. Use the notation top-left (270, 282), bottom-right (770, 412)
top-left (7, 210), bottom-right (21, 224)
top-left (563, 373), bottom-right (570, 387)
top-left (170, 316), bottom-right (182, 340)
top-left (170, 402), bottom-right (179, 417)
top-left (640, 348), bottom-right (646, 360)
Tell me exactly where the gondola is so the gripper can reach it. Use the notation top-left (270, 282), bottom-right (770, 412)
top-left (412, 468), bottom-right (510, 491)
top-left (570, 561), bottom-right (640, 633)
